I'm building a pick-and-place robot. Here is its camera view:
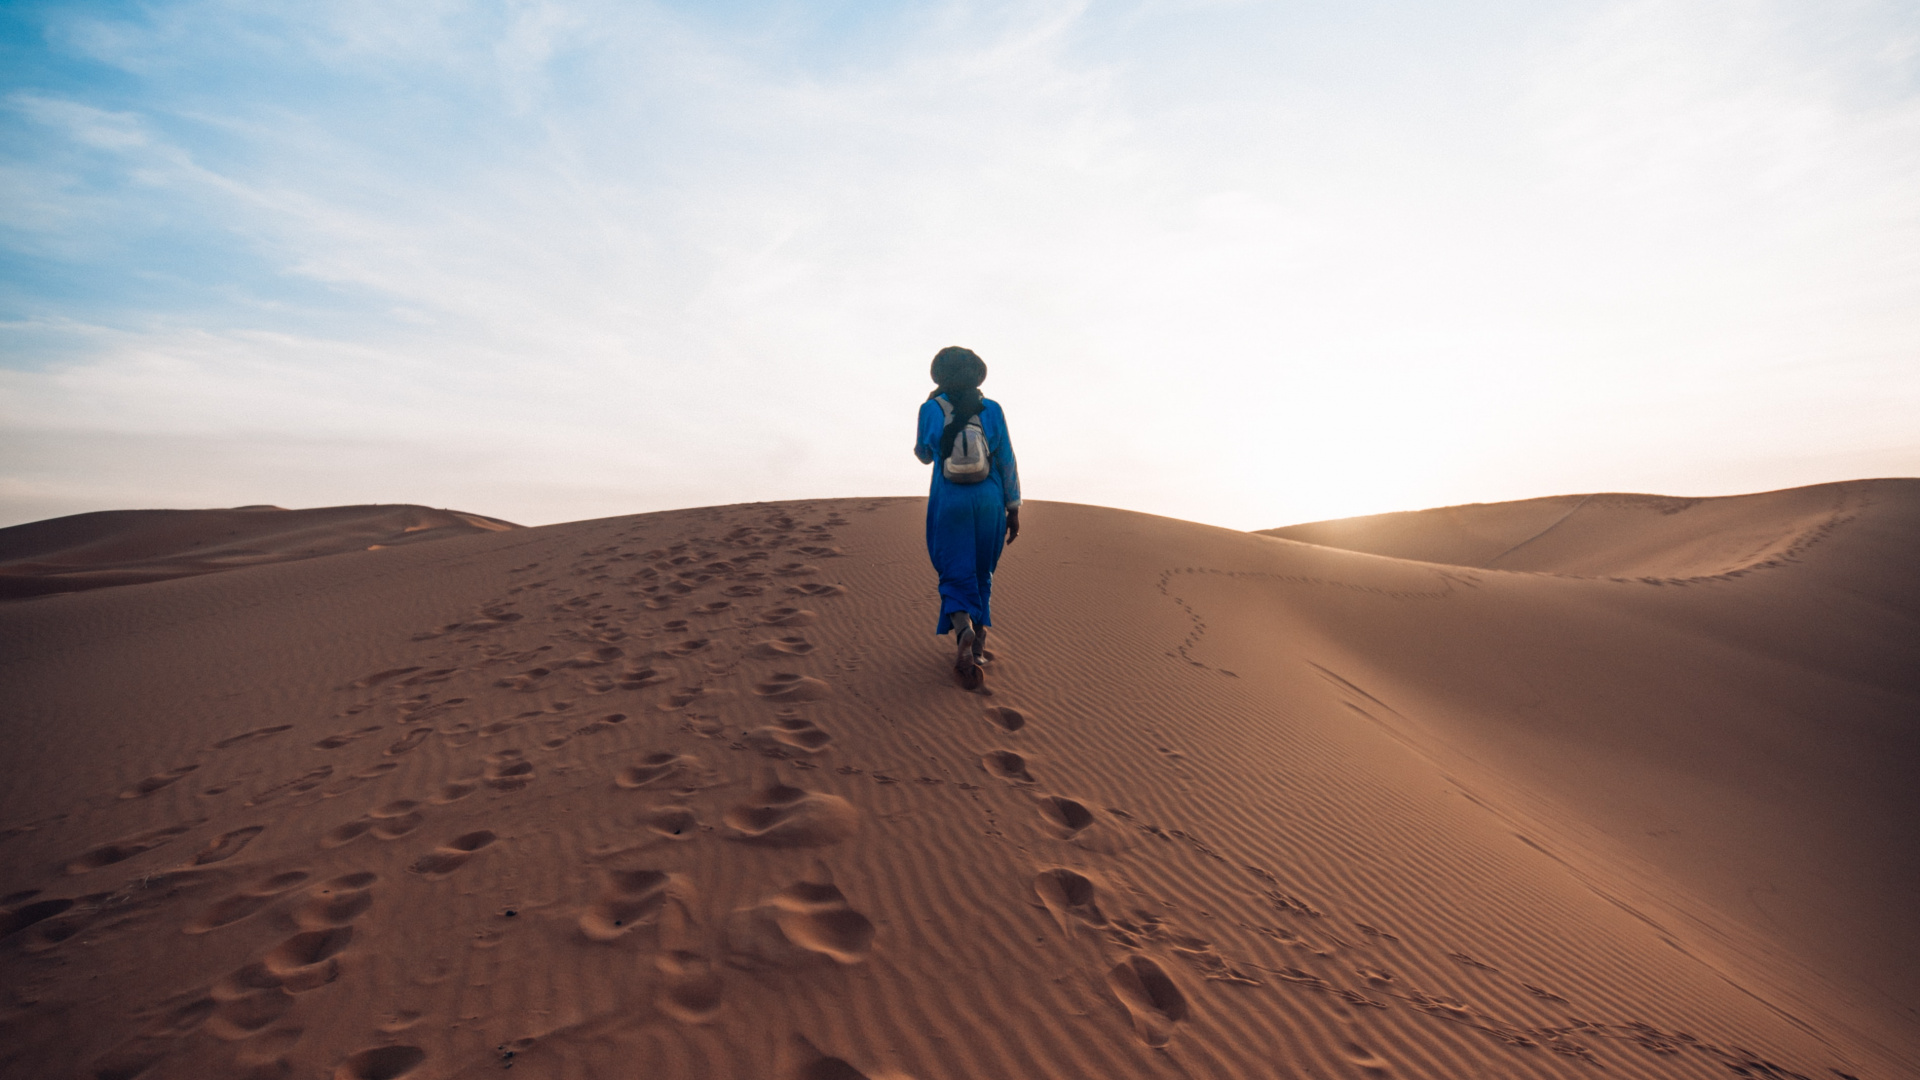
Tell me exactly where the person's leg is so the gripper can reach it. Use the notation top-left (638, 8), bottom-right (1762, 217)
top-left (960, 488), bottom-right (1007, 669)
top-left (928, 486), bottom-right (987, 636)
top-left (970, 489), bottom-right (1008, 629)
top-left (949, 610), bottom-right (977, 674)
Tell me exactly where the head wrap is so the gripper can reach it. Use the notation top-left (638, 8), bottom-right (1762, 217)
top-left (927, 347), bottom-right (988, 460)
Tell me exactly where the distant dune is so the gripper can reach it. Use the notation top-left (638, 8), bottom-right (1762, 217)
top-left (0, 504), bottom-right (519, 599)
top-left (0, 482), bottom-right (1914, 1079)
top-left (1259, 483), bottom-right (1893, 579)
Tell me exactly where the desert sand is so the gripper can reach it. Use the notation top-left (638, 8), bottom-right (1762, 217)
top-left (0, 480), bottom-right (1915, 1079)
top-left (0, 505), bottom-right (519, 599)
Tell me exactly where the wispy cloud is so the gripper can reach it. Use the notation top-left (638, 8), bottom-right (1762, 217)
top-left (2, 0), bottom-right (1916, 528)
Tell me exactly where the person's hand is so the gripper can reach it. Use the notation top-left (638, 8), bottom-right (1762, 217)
top-left (1006, 507), bottom-right (1021, 545)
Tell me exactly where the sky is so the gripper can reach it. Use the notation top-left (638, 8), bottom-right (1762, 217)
top-left (2, 0), bottom-right (1917, 531)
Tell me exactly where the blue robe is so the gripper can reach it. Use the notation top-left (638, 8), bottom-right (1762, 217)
top-left (915, 395), bottom-right (1022, 635)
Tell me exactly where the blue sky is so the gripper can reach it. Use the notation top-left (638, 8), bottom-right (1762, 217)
top-left (3, 0), bottom-right (1917, 529)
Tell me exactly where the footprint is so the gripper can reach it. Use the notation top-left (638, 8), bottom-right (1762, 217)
top-left (385, 727), bottom-right (433, 756)
top-left (561, 646), bottom-right (625, 668)
top-left (786, 583), bottom-right (847, 598)
top-left (372, 811), bottom-right (425, 840)
top-left (722, 767), bottom-right (859, 848)
top-left (191, 826), bottom-right (265, 865)
top-left (655, 899), bottom-right (723, 1024)
top-left (323, 762), bottom-right (401, 798)
top-left (757, 607), bottom-right (817, 627)
top-left (785, 1036), bottom-right (877, 1080)
top-left (484, 750), bottom-right (534, 791)
top-left (352, 666), bottom-right (423, 689)
top-left (767, 868), bottom-right (874, 965)
top-left (618, 752), bottom-right (688, 789)
top-left (666, 638), bottom-right (713, 657)
top-left (692, 601), bottom-right (733, 615)
top-left (316, 726), bottom-right (383, 750)
top-left (207, 963), bottom-right (293, 1040)
top-left (1036, 795), bottom-right (1094, 837)
top-left (578, 868), bottom-right (674, 941)
top-left (12, 900), bottom-right (93, 951)
top-left (321, 814), bottom-right (375, 847)
top-left (187, 871), bottom-right (311, 933)
top-left (407, 830), bottom-right (497, 878)
top-left (1033, 868), bottom-right (1106, 932)
top-left (984, 707), bottom-right (1027, 732)
top-left (120, 764), bottom-right (200, 799)
top-left (295, 872), bottom-right (377, 928)
top-left (0, 897), bottom-right (75, 941)
top-left (981, 750), bottom-right (1034, 783)
top-left (640, 805), bottom-right (699, 840)
top-left (89, 997), bottom-right (218, 1079)
top-left (752, 636), bottom-right (815, 657)
top-left (495, 666), bottom-right (553, 692)
top-left (247, 765), bottom-right (334, 807)
top-left (618, 666), bottom-right (671, 690)
top-left (1341, 1042), bottom-right (1390, 1074)
top-left (753, 673), bottom-right (833, 701)
top-left (724, 866), bottom-right (874, 970)
top-left (431, 781), bottom-right (477, 803)
top-left (377, 1010), bottom-right (423, 1034)
top-left (1108, 956), bottom-right (1189, 1047)
top-left (263, 926), bottom-right (354, 991)
top-left (584, 711), bottom-right (628, 728)
top-left (744, 718), bottom-right (833, 757)
top-left (661, 620), bottom-right (690, 632)
top-left (1173, 941), bottom-right (1263, 985)
top-left (334, 1045), bottom-right (426, 1079)
top-left (212, 725), bottom-right (294, 750)
top-left (67, 821), bottom-right (201, 873)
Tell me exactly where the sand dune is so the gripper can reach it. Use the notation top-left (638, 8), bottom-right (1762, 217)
top-left (1259, 483), bottom-right (1895, 579)
top-left (0, 505), bottom-right (520, 599)
top-left (0, 483), bottom-right (1914, 1079)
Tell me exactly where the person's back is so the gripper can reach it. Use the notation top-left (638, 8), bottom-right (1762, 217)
top-left (912, 346), bottom-right (1021, 687)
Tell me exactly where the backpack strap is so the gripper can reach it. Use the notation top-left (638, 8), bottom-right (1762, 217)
top-left (936, 393), bottom-right (985, 460)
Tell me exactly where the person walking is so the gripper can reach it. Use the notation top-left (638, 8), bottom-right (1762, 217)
top-left (914, 346), bottom-right (1022, 684)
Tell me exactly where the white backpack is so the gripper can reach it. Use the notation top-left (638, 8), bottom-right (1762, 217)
top-left (937, 397), bottom-right (991, 483)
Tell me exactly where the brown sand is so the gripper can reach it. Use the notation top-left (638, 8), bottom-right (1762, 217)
top-left (0, 482), bottom-right (1914, 1079)
top-left (0, 505), bottom-right (519, 599)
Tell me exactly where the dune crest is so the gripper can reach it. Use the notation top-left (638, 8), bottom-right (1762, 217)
top-left (0, 484), bottom-right (1914, 1079)
top-left (1262, 480), bottom-right (1909, 580)
top-left (0, 504), bottom-right (519, 598)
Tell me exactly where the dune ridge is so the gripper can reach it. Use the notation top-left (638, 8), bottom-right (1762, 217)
top-left (0, 504), bottom-right (520, 599)
top-left (1259, 480), bottom-right (1910, 580)
top-left (0, 482), bottom-right (1914, 1079)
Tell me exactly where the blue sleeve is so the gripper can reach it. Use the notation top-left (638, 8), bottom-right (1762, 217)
top-left (989, 402), bottom-right (1021, 508)
top-left (914, 398), bottom-right (942, 464)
